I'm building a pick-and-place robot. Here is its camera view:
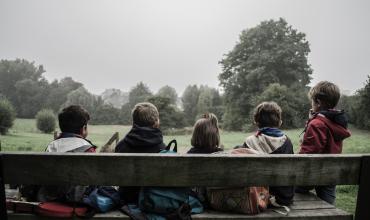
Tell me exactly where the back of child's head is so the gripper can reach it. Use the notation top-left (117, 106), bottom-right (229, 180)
top-left (191, 113), bottom-right (220, 151)
top-left (253, 102), bottom-right (282, 128)
top-left (132, 102), bottom-right (159, 127)
top-left (309, 81), bottom-right (340, 109)
top-left (58, 105), bottom-right (90, 134)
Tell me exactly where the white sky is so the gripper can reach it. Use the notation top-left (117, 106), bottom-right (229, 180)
top-left (0, 0), bottom-right (369, 95)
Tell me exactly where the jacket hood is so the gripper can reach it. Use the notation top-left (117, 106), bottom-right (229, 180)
top-left (122, 124), bottom-right (164, 149)
top-left (315, 114), bottom-right (351, 141)
top-left (46, 137), bottom-right (93, 152)
top-left (245, 134), bottom-right (287, 154)
top-left (319, 109), bottom-right (349, 128)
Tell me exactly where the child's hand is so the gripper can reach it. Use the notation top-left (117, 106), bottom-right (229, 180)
top-left (308, 109), bottom-right (315, 119)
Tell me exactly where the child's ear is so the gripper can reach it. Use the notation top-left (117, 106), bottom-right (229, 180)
top-left (153, 119), bottom-right (160, 128)
top-left (279, 120), bottom-right (283, 127)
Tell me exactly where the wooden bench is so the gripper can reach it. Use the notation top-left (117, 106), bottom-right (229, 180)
top-left (1, 152), bottom-right (369, 220)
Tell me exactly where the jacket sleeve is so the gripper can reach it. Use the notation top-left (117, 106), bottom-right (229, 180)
top-left (299, 122), bottom-right (328, 154)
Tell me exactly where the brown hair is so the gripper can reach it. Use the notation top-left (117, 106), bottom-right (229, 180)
top-left (253, 102), bottom-right (282, 128)
top-left (309, 81), bottom-right (340, 109)
top-left (132, 102), bottom-right (159, 127)
top-left (191, 113), bottom-right (220, 151)
top-left (58, 105), bottom-right (90, 134)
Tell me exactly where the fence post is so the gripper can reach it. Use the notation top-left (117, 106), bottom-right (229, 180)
top-left (0, 154), bottom-right (7, 220)
top-left (355, 156), bottom-right (370, 220)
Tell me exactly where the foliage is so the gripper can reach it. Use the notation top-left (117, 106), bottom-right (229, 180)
top-left (147, 95), bottom-right (186, 130)
top-left (45, 77), bottom-right (83, 113)
top-left (351, 76), bottom-right (370, 129)
top-left (93, 104), bottom-right (122, 125)
top-left (120, 103), bottom-right (132, 125)
top-left (181, 85), bottom-right (200, 125)
top-left (219, 18), bottom-right (312, 130)
top-left (0, 59), bottom-right (47, 118)
top-left (196, 86), bottom-right (224, 122)
top-left (157, 85), bottom-right (178, 105)
top-left (253, 83), bottom-right (310, 128)
top-left (36, 109), bottom-right (56, 133)
top-left (128, 82), bottom-right (152, 107)
top-left (0, 98), bottom-right (16, 135)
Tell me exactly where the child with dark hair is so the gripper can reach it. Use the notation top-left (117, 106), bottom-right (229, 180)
top-left (236, 101), bottom-right (294, 206)
top-left (32, 105), bottom-right (96, 202)
top-left (46, 105), bottom-right (96, 152)
top-left (297, 81), bottom-right (351, 204)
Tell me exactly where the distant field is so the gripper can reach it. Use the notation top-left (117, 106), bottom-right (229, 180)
top-left (1, 118), bottom-right (369, 213)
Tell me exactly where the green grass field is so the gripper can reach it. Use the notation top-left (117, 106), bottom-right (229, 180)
top-left (1, 118), bottom-right (369, 213)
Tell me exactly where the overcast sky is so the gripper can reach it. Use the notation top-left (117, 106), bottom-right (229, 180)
top-left (0, 0), bottom-right (369, 95)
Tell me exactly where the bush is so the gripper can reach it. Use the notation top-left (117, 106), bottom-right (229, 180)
top-left (0, 98), bottom-right (16, 135)
top-left (36, 109), bottom-right (56, 133)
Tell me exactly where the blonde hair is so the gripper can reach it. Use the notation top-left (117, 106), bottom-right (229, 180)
top-left (132, 102), bottom-right (159, 127)
top-left (253, 101), bottom-right (282, 128)
top-left (309, 81), bottom-right (340, 109)
top-left (191, 113), bottom-right (220, 151)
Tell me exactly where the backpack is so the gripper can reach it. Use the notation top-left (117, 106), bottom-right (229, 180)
top-left (206, 186), bottom-right (269, 215)
top-left (83, 186), bottom-right (122, 213)
top-left (137, 140), bottom-right (203, 220)
top-left (206, 148), bottom-right (290, 215)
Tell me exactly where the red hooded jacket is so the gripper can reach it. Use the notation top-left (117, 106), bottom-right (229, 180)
top-left (299, 111), bottom-right (351, 154)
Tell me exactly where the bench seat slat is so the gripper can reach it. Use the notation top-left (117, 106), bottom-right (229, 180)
top-left (7, 193), bottom-right (352, 220)
top-left (7, 209), bottom-right (352, 220)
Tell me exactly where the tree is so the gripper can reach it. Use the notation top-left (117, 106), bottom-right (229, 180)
top-left (0, 98), bottom-right (16, 135)
top-left (14, 78), bottom-right (50, 118)
top-left (181, 85), bottom-right (200, 125)
top-left (147, 96), bottom-right (186, 130)
top-left (36, 109), bottom-right (56, 133)
top-left (219, 18), bottom-right (312, 130)
top-left (0, 59), bottom-right (47, 117)
top-left (253, 83), bottom-right (310, 128)
top-left (351, 75), bottom-right (370, 129)
top-left (128, 82), bottom-right (152, 107)
top-left (157, 85), bottom-right (178, 105)
top-left (196, 86), bottom-right (224, 122)
top-left (93, 104), bottom-right (122, 125)
top-left (45, 77), bottom-right (83, 113)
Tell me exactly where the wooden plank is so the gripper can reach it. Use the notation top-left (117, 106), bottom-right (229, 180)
top-left (1, 153), bottom-right (363, 186)
top-left (0, 155), bottom-right (8, 220)
top-left (355, 156), bottom-right (370, 220)
top-left (8, 208), bottom-right (352, 220)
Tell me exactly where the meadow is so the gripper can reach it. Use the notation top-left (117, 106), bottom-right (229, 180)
top-left (1, 119), bottom-right (370, 213)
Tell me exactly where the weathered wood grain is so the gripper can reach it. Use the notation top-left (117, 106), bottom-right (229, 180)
top-left (1, 153), bottom-right (363, 186)
top-left (7, 209), bottom-right (352, 220)
top-left (355, 156), bottom-right (370, 220)
top-left (1, 155), bottom-right (8, 220)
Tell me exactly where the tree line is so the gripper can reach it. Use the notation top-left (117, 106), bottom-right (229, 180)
top-left (1, 18), bottom-right (370, 134)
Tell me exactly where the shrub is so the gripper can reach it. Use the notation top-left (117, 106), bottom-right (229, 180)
top-left (36, 109), bottom-right (56, 133)
top-left (0, 98), bottom-right (16, 135)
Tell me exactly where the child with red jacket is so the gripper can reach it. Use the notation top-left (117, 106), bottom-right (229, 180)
top-left (297, 81), bottom-right (351, 204)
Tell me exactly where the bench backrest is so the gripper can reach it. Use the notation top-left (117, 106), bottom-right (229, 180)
top-left (1, 152), bottom-right (370, 220)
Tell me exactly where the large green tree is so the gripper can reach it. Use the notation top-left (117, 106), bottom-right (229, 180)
top-left (128, 82), bottom-right (152, 107)
top-left (351, 75), bottom-right (370, 129)
top-left (0, 59), bottom-right (47, 117)
top-left (157, 85), bottom-right (178, 105)
top-left (147, 95), bottom-right (186, 130)
top-left (219, 18), bottom-right (312, 130)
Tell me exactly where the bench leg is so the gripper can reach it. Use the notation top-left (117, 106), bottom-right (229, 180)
top-left (355, 156), bottom-right (370, 220)
top-left (0, 155), bottom-right (7, 220)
